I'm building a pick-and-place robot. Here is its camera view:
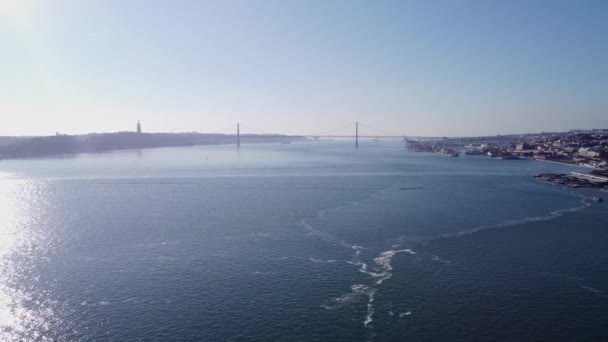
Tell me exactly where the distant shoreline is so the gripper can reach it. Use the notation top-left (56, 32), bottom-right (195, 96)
top-left (0, 132), bottom-right (306, 161)
top-left (531, 157), bottom-right (595, 170)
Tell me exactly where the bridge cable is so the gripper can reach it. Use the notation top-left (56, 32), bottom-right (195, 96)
top-left (312, 122), bottom-right (357, 136)
top-left (357, 122), bottom-right (403, 137)
top-left (239, 123), bottom-right (285, 136)
top-left (209, 125), bottom-right (236, 135)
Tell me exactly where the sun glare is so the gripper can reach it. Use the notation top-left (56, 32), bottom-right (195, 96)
top-left (0, 0), bottom-right (31, 19)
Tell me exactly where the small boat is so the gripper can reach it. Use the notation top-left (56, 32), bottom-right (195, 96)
top-left (592, 196), bottom-right (603, 203)
top-left (441, 149), bottom-right (459, 157)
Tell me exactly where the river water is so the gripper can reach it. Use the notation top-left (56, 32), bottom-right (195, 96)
top-left (0, 140), bottom-right (606, 341)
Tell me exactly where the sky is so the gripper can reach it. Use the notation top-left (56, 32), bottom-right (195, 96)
top-left (0, 0), bottom-right (606, 137)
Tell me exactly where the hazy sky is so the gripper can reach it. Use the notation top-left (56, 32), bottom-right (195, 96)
top-left (1, 0), bottom-right (606, 136)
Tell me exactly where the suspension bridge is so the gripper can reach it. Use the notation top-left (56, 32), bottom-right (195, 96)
top-left (208, 122), bottom-right (447, 148)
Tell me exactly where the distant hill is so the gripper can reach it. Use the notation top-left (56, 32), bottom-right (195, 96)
top-left (0, 132), bottom-right (304, 159)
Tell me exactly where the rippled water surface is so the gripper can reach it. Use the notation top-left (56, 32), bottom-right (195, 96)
top-left (0, 141), bottom-right (606, 341)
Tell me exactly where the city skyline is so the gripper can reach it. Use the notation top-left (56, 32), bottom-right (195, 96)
top-left (1, 0), bottom-right (607, 136)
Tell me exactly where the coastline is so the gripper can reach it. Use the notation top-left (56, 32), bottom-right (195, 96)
top-left (0, 132), bottom-right (305, 161)
top-left (531, 158), bottom-right (595, 170)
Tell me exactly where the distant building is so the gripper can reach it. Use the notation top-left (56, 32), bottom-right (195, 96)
top-left (137, 121), bottom-right (142, 134)
top-left (578, 147), bottom-right (600, 158)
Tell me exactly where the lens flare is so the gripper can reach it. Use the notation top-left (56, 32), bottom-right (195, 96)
top-left (0, 0), bottom-right (27, 16)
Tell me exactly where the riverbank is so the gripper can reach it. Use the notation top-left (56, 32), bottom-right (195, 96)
top-left (0, 132), bottom-right (305, 160)
top-left (532, 157), bottom-right (597, 169)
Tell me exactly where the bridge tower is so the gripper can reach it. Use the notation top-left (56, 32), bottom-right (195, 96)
top-left (237, 123), bottom-right (240, 148)
top-left (355, 121), bottom-right (359, 149)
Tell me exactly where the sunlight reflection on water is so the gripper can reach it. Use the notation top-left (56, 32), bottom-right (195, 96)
top-left (0, 177), bottom-right (20, 336)
top-left (0, 177), bottom-right (61, 342)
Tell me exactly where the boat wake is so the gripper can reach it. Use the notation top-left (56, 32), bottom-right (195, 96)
top-left (451, 199), bottom-right (591, 238)
top-left (308, 257), bottom-right (343, 264)
top-left (566, 276), bottom-right (608, 299)
top-left (348, 249), bottom-right (417, 285)
top-left (319, 245), bottom-right (417, 329)
top-left (300, 186), bottom-right (422, 334)
top-left (322, 284), bottom-right (372, 309)
top-left (299, 180), bottom-right (596, 340)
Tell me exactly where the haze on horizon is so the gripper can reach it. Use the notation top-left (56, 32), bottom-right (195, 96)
top-left (1, 0), bottom-right (606, 137)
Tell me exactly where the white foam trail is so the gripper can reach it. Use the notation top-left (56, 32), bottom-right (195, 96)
top-left (569, 277), bottom-right (608, 298)
top-left (307, 182), bottom-right (591, 335)
top-left (375, 249), bottom-right (416, 270)
top-left (297, 182), bottom-right (398, 250)
top-left (348, 260), bottom-right (368, 274)
top-left (298, 218), bottom-right (353, 248)
top-left (325, 284), bottom-right (372, 309)
top-left (431, 255), bottom-right (451, 264)
top-left (351, 245), bottom-right (365, 254)
top-left (308, 257), bottom-right (342, 264)
top-left (296, 185), bottom-right (420, 331)
top-left (369, 249), bottom-right (416, 285)
top-left (134, 240), bottom-right (183, 248)
top-left (342, 248), bottom-right (418, 329)
top-left (579, 285), bottom-right (606, 296)
top-left (399, 311), bottom-right (412, 318)
top-left (363, 289), bottom-right (376, 328)
top-left (454, 200), bottom-right (590, 237)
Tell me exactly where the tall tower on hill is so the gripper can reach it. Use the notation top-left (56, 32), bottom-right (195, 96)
top-left (137, 120), bottom-right (142, 134)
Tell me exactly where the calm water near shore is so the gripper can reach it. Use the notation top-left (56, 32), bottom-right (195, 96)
top-left (0, 140), bottom-right (606, 341)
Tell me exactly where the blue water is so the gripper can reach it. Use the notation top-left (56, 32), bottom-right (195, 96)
top-left (0, 140), bottom-right (606, 341)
